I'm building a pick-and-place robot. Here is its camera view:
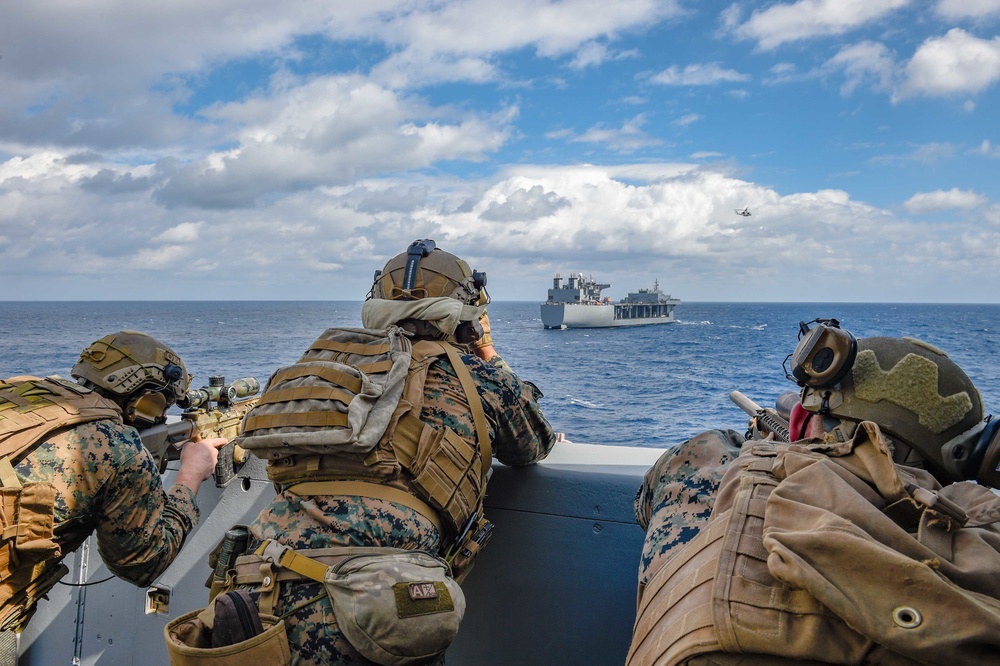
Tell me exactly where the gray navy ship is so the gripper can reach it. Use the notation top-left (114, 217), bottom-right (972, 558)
top-left (540, 272), bottom-right (681, 329)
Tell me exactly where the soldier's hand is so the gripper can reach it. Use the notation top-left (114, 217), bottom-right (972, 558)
top-left (473, 312), bottom-right (498, 361)
top-left (174, 436), bottom-right (227, 492)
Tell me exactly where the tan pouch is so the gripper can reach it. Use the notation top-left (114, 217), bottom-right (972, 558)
top-left (325, 550), bottom-right (465, 665)
top-left (163, 609), bottom-right (290, 666)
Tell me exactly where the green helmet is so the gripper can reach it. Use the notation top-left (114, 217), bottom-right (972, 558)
top-left (798, 335), bottom-right (984, 480)
top-left (72, 330), bottom-right (190, 426)
top-left (371, 239), bottom-right (487, 306)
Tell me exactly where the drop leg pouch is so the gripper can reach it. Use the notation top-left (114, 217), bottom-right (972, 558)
top-left (325, 550), bottom-right (466, 666)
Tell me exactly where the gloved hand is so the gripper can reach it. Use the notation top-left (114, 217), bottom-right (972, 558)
top-left (472, 312), bottom-right (498, 362)
top-left (474, 312), bottom-right (494, 350)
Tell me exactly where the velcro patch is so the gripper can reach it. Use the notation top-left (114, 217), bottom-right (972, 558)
top-left (393, 581), bottom-right (454, 618)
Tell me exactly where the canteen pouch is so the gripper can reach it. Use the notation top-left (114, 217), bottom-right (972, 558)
top-left (326, 550), bottom-right (466, 665)
top-left (164, 595), bottom-right (290, 666)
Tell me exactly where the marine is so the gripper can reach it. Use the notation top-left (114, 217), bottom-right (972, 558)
top-left (207, 240), bottom-right (557, 665)
top-left (0, 331), bottom-right (226, 664)
top-left (628, 318), bottom-right (1000, 665)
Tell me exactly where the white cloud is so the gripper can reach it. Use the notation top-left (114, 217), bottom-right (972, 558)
top-left (151, 74), bottom-right (516, 208)
top-left (934, 0), bottom-right (1000, 20)
top-left (871, 142), bottom-right (958, 165)
top-left (0, 1), bottom-right (686, 150)
top-left (903, 188), bottom-right (988, 213)
top-left (896, 29), bottom-right (1000, 100)
top-left (674, 114), bottom-right (701, 127)
top-left (650, 63), bottom-right (751, 85)
top-left (563, 115), bottom-right (663, 153)
top-left (735, 0), bottom-right (910, 51)
top-left (972, 139), bottom-right (1000, 157)
top-left (3, 156), bottom-right (1000, 302)
top-left (155, 222), bottom-right (205, 243)
top-left (824, 41), bottom-right (896, 95)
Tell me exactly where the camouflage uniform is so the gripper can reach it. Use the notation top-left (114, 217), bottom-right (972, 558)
top-left (634, 429), bottom-right (744, 588)
top-left (14, 419), bottom-right (199, 586)
top-left (247, 353), bottom-right (556, 666)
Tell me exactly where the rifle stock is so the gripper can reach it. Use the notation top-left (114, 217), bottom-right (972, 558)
top-left (139, 376), bottom-right (260, 487)
top-left (730, 390), bottom-right (793, 443)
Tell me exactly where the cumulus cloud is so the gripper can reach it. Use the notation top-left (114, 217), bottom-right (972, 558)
top-left (151, 74), bottom-right (515, 209)
top-left (824, 41), bottom-right (896, 94)
top-left (650, 63), bottom-right (750, 85)
top-left (934, 0), bottom-right (1000, 20)
top-left (480, 185), bottom-right (569, 221)
top-left (903, 188), bottom-right (988, 213)
top-left (896, 29), bottom-right (1000, 100)
top-left (734, 0), bottom-right (910, 51)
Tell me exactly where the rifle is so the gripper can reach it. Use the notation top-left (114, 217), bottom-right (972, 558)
top-left (729, 390), bottom-right (797, 443)
top-left (139, 376), bottom-right (261, 487)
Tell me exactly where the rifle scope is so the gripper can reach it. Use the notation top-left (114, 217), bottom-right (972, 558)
top-left (177, 376), bottom-right (260, 409)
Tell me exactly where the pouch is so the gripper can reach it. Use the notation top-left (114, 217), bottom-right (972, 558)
top-left (325, 550), bottom-right (465, 665)
top-left (212, 590), bottom-right (265, 648)
top-left (164, 604), bottom-right (290, 666)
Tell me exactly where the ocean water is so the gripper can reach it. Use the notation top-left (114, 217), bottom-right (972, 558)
top-left (2, 301), bottom-right (999, 448)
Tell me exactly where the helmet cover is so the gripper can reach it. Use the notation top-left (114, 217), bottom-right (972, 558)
top-left (72, 330), bottom-right (190, 408)
top-left (372, 239), bottom-right (487, 306)
top-left (799, 336), bottom-right (984, 478)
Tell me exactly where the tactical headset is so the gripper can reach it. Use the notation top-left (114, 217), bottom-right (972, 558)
top-left (784, 318), bottom-right (857, 390)
top-left (785, 318), bottom-right (1000, 489)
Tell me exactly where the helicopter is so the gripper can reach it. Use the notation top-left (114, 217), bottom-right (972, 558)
top-left (734, 207), bottom-right (751, 217)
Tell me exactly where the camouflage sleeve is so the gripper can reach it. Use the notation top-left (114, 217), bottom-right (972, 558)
top-left (635, 429), bottom-right (743, 587)
top-left (94, 424), bottom-right (200, 587)
top-left (484, 364), bottom-right (557, 467)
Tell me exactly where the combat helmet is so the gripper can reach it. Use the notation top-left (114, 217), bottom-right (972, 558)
top-left (788, 319), bottom-right (986, 482)
top-left (371, 239), bottom-right (488, 306)
top-left (72, 330), bottom-right (190, 427)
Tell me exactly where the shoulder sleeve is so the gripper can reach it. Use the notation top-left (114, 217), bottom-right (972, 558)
top-left (93, 423), bottom-right (200, 587)
top-left (476, 360), bottom-right (557, 467)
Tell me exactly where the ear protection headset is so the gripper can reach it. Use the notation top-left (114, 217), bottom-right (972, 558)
top-left (123, 361), bottom-right (185, 427)
top-left (784, 318), bottom-right (1000, 489)
top-left (784, 318), bottom-right (858, 389)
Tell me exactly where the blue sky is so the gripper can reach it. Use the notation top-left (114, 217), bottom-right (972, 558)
top-left (2, 0), bottom-right (999, 302)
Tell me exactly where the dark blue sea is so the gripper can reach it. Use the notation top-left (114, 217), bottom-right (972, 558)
top-left (2, 301), bottom-right (998, 448)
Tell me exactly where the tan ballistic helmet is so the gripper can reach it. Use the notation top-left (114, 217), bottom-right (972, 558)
top-left (799, 335), bottom-right (985, 480)
top-left (72, 330), bottom-right (190, 426)
top-left (371, 239), bottom-right (487, 306)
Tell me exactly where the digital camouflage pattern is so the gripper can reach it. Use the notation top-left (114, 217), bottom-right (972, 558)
top-left (634, 429), bottom-right (744, 588)
top-left (246, 350), bottom-right (555, 666)
top-left (14, 419), bottom-right (199, 586)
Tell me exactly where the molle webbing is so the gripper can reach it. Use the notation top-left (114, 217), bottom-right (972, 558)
top-left (0, 376), bottom-right (122, 462)
top-left (628, 516), bottom-right (727, 666)
top-left (0, 377), bottom-right (118, 632)
top-left (389, 341), bottom-right (491, 536)
top-left (235, 326), bottom-right (412, 458)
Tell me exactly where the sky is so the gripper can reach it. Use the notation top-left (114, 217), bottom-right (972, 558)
top-left (2, 1), bottom-right (1000, 303)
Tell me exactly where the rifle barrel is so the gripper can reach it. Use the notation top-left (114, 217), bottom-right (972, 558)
top-left (729, 390), bottom-right (762, 417)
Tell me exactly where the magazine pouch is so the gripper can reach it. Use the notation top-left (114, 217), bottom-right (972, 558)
top-left (326, 550), bottom-right (465, 665)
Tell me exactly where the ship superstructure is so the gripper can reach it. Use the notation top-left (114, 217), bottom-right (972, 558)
top-left (540, 272), bottom-right (680, 329)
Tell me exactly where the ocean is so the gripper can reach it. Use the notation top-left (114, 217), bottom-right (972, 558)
top-left (2, 301), bottom-right (999, 448)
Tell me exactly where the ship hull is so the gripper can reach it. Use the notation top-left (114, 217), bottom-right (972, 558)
top-left (540, 303), bottom-right (676, 329)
